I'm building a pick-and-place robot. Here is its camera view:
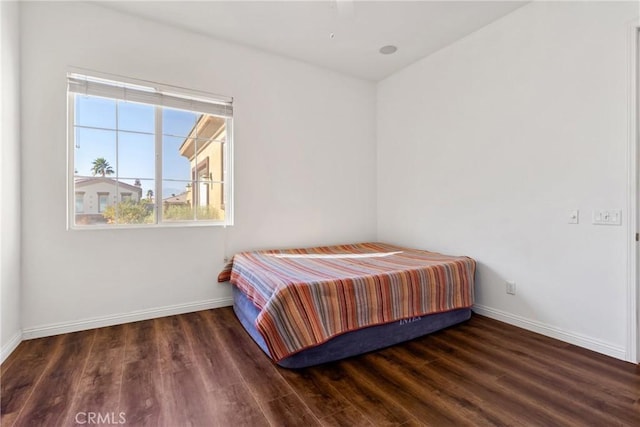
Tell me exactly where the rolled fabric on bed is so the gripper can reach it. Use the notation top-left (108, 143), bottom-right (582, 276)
top-left (218, 242), bottom-right (476, 365)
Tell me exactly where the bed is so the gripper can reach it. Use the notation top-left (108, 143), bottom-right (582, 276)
top-left (218, 242), bottom-right (476, 368)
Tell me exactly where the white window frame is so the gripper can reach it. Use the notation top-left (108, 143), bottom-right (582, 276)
top-left (66, 70), bottom-right (234, 230)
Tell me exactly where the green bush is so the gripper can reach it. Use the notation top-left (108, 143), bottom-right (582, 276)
top-left (103, 201), bottom-right (224, 224)
top-left (103, 200), bottom-right (154, 224)
top-left (163, 204), bottom-right (224, 221)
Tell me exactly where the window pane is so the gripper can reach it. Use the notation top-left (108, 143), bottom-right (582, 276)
top-left (116, 178), bottom-right (148, 201)
top-left (118, 132), bottom-right (155, 180)
top-left (103, 179), bottom-right (155, 225)
top-left (109, 201), bottom-right (155, 225)
top-left (197, 115), bottom-right (226, 142)
top-left (163, 108), bottom-right (198, 137)
top-left (132, 178), bottom-right (156, 204)
top-left (117, 101), bottom-right (155, 134)
top-left (196, 183), bottom-right (225, 221)
top-left (193, 116), bottom-right (226, 197)
top-left (75, 96), bottom-right (116, 129)
top-left (195, 139), bottom-right (225, 182)
top-left (163, 135), bottom-right (194, 181)
top-left (161, 180), bottom-right (194, 221)
top-left (74, 178), bottom-right (109, 225)
top-left (74, 128), bottom-right (117, 177)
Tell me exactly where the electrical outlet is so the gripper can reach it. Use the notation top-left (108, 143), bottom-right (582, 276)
top-left (506, 281), bottom-right (516, 295)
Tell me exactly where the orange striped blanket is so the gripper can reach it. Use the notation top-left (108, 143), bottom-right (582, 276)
top-left (217, 242), bottom-right (475, 362)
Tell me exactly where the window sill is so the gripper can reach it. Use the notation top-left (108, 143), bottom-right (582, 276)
top-left (68, 221), bottom-right (233, 231)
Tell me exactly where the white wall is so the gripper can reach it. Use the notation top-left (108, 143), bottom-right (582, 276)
top-left (20, 2), bottom-right (376, 335)
top-left (1, 0), bottom-right (22, 361)
top-left (17, 0), bottom-right (637, 363)
top-left (377, 1), bottom-right (638, 360)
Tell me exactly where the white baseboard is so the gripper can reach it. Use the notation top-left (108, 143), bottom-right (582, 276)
top-left (14, 300), bottom-right (627, 362)
top-left (1, 331), bottom-right (23, 364)
top-left (472, 304), bottom-right (627, 361)
top-left (22, 297), bottom-right (234, 340)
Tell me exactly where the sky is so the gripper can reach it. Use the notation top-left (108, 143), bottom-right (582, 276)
top-left (74, 95), bottom-right (209, 198)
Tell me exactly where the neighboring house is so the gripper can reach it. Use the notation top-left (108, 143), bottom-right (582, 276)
top-left (162, 191), bottom-right (189, 206)
top-left (75, 177), bottom-right (143, 224)
top-left (178, 114), bottom-right (226, 213)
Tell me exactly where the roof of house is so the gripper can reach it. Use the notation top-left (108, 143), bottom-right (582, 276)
top-left (179, 115), bottom-right (226, 160)
top-left (75, 177), bottom-right (143, 193)
top-left (163, 191), bottom-right (188, 205)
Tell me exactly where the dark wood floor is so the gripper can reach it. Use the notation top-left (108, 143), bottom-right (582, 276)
top-left (1, 308), bottom-right (639, 427)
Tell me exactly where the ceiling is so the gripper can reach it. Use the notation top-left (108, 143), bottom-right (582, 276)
top-left (98, 1), bottom-right (528, 82)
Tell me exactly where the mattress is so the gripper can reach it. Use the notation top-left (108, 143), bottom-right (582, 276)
top-left (233, 286), bottom-right (471, 368)
top-left (219, 242), bottom-right (475, 362)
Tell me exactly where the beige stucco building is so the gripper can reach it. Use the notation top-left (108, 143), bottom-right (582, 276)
top-left (173, 114), bottom-right (227, 220)
top-left (75, 177), bottom-right (143, 224)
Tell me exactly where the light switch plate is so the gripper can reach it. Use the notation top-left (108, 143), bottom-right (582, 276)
top-left (568, 210), bottom-right (579, 224)
top-left (592, 210), bottom-right (621, 225)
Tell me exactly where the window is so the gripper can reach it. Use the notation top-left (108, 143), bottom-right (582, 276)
top-left (68, 73), bottom-right (233, 228)
top-left (98, 193), bottom-right (109, 213)
top-left (75, 192), bottom-right (84, 213)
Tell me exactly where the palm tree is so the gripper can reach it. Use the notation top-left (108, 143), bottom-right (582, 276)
top-left (146, 189), bottom-right (154, 200)
top-left (91, 158), bottom-right (114, 177)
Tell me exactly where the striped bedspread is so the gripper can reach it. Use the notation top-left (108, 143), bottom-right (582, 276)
top-left (218, 242), bottom-right (475, 362)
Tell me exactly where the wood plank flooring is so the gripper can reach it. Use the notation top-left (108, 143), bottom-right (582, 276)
top-left (2, 308), bottom-right (639, 426)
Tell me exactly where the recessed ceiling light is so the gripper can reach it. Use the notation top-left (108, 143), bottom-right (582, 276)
top-left (379, 45), bottom-right (398, 55)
